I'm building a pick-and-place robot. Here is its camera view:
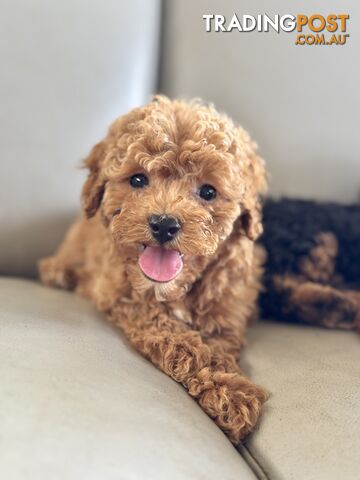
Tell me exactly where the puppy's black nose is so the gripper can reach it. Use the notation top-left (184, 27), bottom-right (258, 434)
top-left (148, 214), bottom-right (181, 244)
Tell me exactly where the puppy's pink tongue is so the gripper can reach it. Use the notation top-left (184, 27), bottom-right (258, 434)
top-left (139, 246), bottom-right (183, 282)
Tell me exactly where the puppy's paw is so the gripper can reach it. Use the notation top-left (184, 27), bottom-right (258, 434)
top-left (38, 257), bottom-right (77, 290)
top-left (190, 370), bottom-right (268, 443)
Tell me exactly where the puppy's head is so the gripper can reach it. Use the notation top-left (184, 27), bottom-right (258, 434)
top-left (82, 96), bottom-right (266, 300)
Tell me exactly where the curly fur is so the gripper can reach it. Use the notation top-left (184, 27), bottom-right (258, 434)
top-left (39, 96), bottom-right (268, 443)
top-left (260, 198), bottom-right (360, 331)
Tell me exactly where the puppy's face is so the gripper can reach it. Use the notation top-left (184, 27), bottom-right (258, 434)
top-left (82, 97), bottom-right (266, 300)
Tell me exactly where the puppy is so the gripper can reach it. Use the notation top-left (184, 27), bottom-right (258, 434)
top-left (39, 96), bottom-right (268, 443)
top-left (260, 198), bottom-right (360, 331)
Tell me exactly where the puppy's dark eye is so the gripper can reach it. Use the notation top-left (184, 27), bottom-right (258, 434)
top-left (130, 173), bottom-right (148, 188)
top-left (199, 184), bottom-right (217, 201)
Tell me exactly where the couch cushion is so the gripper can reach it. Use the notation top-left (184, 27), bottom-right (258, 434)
top-left (0, 0), bottom-right (160, 277)
top-left (0, 277), bottom-right (256, 480)
top-left (242, 321), bottom-right (360, 480)
top-left (160, 1), bottom-right (359, 204)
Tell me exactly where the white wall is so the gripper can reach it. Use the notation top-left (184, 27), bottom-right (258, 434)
top-left (161, 0), bottom-right (360, 203)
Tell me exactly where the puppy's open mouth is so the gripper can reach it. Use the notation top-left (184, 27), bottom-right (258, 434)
top-left (139, 246), bottom-right (183, 283)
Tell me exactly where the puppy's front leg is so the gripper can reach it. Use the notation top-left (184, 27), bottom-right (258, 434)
top-left (112, 304), bottom-right (266, 443)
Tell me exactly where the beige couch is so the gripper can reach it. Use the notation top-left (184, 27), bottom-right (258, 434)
top-left (1, 2), bottom-right (359, 479)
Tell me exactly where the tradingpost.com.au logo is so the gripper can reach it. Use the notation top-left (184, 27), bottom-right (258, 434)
top-left (203, 14), bottom-right (350, 46)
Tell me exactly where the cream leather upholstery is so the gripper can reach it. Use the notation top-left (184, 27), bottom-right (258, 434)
top-left (243, 321), bottom-right (360, 480)
top-left (160, 0), bottom-right (360, 204)
top-left (0, 278), bottom-right (256, 480)
top-left (0, 0), bottom-right (160, 277)
top-left (2, 278), bottom-right (359, 479)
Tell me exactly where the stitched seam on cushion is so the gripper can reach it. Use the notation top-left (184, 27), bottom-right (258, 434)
top-left (237, 445), bottom-right (270, 480)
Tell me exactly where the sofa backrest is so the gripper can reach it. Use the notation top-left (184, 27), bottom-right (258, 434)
top-left (160, 1), bottom-right (359, 204)
top-left (0, 0), bottom-right (161, 277)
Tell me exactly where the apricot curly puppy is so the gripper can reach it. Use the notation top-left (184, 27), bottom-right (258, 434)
top-left (39, 96), bottom-right (268, 443)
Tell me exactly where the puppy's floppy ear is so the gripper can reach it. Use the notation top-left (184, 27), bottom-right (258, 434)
top-left (81, 141), bottom-right (107, 218)
top-left (240, 201), bottom-right (263, 241)
top-left (239, 152), bottom-right (267, 241)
